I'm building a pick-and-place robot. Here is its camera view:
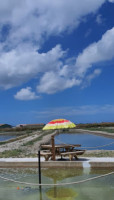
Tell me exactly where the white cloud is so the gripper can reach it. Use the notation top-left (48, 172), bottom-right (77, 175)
top-left (0, 0), bottom-right (108, 54)
top-left (37, 71), bottom-right (81, 94)
top-left (14, 87), bottom-right (40, 100)
top-left (83, 69), bottom-right (101, 87)
top-left (35, 25), bottom-right (114, 94)
top-left (0, 0), bottom-right (113, 97)
top-left (34, 104), bottom-right (114, 119)
top-left (0, 44), bottom-right (65, 89)
top-left (85, 29), bottom-right (92, 38)
top-left (75, 27), bottom-right (114, 76)
top-left (108, 0), bottom-right (114, 2)
top-left (96, 14), bottom-right (103, 24)
top-left (0, 0), bottom-right (106, 45)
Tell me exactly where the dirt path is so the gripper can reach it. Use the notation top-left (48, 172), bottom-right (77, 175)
top-left (0, 131), bottom-right (40, 152)
top-left (0, 130), bottom-right (56, 155)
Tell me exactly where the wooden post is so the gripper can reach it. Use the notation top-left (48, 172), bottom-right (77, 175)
top-left (51, 135), bottom-right (55, 161)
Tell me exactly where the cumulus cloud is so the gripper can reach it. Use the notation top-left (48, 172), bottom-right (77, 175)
top-left (75, 27), bottom-right (114, 76)
top-left (37, 71), bottom-right (81, 94)
top-left (0, 0), bottom-right (113, 98)
top-left (14, 87), bottom-right (40, 100)
top-left (86, 69), bottom-right (101, 81)
top-left (37, 26), bottom-right (114, 94)
top-left (0, 0), bottom-right (106, 46)
top-left (0, 44), bottom-right (65, 89)
top-left (82, 69), bottom-right (102, 88)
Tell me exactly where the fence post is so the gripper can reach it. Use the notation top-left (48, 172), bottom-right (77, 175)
top-left (38, 150), bottom-right (41, 185)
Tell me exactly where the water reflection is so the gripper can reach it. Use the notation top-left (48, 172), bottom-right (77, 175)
top-left (41, 168), bottom-right (82, 200)
top-left (42, 168), bottom-right (83, 181)
top-left (46, 187), bottom-right (78, 200)
top-left (0, 168), bottom-right (113, 200)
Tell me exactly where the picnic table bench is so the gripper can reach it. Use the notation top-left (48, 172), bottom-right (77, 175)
top-left (60, 150), bottom-right (85, 161)
top-left (40, 150), bottom-right (52, 161)
top-left (40, 144), bottom-right (85, 161)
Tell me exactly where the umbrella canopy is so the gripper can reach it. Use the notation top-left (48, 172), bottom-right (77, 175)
top-left (43, 119), bottom-right (76, 130)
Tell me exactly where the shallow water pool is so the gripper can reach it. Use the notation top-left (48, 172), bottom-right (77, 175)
top-left (0, 135), bottom-right (17, 142)
top-left (0, 168), bottom-right (113, 200)
top-left (55, 133), bottom-right (114, 150)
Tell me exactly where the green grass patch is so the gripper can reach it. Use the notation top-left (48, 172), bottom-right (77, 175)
top-left (83, 151), bottom-right (114, 157)
top-left (22, 136), bottom-right (42, 146)
top-left (84, 127), bottom-right (114, 133)
top-left (0, 149), bottom-right (23, 158)
top-left (23, 131), bottom-right (52, 146)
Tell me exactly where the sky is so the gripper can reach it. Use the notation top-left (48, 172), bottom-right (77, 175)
top-left (0, 0), bottom-right (114, 125)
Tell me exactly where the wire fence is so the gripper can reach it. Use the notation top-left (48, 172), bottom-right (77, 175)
top-left (55, 138), bottom-right (114, 150)
top-left (0, 172), bottom-right (113, 186)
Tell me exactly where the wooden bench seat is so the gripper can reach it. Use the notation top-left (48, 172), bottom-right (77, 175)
top-left (40, 151), bottom-right (52, 161)
top-left (60, 150), bottom-right (85, 161)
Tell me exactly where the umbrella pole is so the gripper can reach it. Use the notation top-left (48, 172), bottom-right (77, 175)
top-left (51, 135), bottom-right (55, 161)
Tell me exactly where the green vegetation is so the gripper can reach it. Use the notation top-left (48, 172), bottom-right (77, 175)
top-left (0, 149), bottom-right (113, 158)
top-left (83, 151), bottom-right (114, 157)
top-left (84, 127), bottom-right (114, 133)
top-left (0, 149), bottom-right (23, 158)
top-left (0, 124), bottom-right (12, 129)
top-left (23, 131), bottom-right (51, 146)
top-left (0, 125), bottom-right (44, 133)
top-left (77, 122), bottom-right (114, 128)
top-left (76, 122), bottom-right (114, 133)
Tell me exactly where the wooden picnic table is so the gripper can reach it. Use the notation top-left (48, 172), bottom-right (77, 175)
top-left (40, 144), bottom-right (85, 161)
top-left (41, 144), bottom-right (81, 152)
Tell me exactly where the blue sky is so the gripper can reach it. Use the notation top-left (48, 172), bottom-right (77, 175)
top-left (0, 0), bottom-right (114, 125)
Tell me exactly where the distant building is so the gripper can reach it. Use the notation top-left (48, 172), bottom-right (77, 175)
top-left (24, 123), bottom-right (45, 128)
top-left (16, 123), bottom-right (45, 128)
top-left (16, 124), bottom-right (27, 127)
top-left (0, 124), bottom-right (12, 129)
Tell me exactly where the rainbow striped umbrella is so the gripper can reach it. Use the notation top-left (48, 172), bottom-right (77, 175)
top-left (43, 119), bottom-right (76, 130)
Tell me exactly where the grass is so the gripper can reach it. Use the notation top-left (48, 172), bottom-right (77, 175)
top-left (83, 150), bottom-right (114, 157)
top-left (84, 127), bottom-right (114, 133)
top-left (0, 149), bottom-right (23, 158)
top-left (22, 131), bottom-right (51, 146)
top-left (0, 149), bottom-right (113, 158)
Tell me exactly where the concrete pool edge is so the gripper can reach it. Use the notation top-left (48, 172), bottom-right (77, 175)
top-left (0, 157), bottom-right (114, 168)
